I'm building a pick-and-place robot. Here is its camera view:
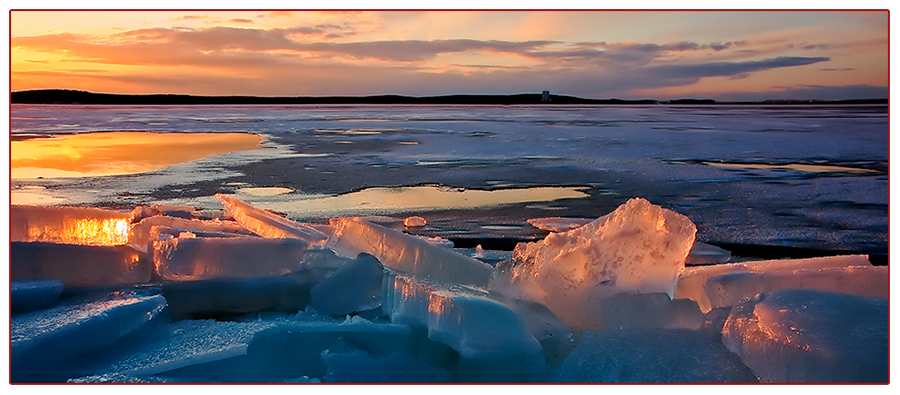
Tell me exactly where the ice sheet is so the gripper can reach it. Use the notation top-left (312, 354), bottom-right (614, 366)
top-left (492, 198), bottom-right (697, 329)
top-left (722, 289), bottom-right (887, 383)
top-left (10, 205), bottom-right (132, 245)
top-left (705, 265), bottom-right (888, 311)
top-left (153, 235), bottom-right (310, 280)
top-left (674, 254), bottom-right (871, 312)
top-left (216, 193), bottom-right (328, 243)
top-left (11, 241), bottom-right (152, 288)
top-left (11, 289), bottom-right (167, 382)
top-left (11, 280), bottom-right (65, 314)
top-left (549, 329), bottom-right (757, 383)
top-left (327, 217), bottom-right (493, 286)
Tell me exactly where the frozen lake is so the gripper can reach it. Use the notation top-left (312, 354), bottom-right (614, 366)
top-left (9, 104), bottom-right (888, 258)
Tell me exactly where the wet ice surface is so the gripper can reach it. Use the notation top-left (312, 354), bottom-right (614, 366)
top-left (7, 104), bottom-right (889, 383)
top-left (9, 104), bottom-right (887, 257)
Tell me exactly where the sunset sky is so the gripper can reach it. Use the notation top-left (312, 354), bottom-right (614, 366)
top-left (8, 8), bottom-right (890, 101)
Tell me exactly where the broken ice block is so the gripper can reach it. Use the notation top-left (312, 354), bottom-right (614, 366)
top-left (10, 205), bottom-right (132, 245)
top-left (685, 242), bottom-right (731, 265)
top-left (128, 215), bottom-right (254, 253)
top-left (162, 275), bottom-right (321, 320)
top-left (327, 217), bottom-right (493, 287)
top-left (11, 242), bottom-right (152, 288)
top-left (722, 289), bottom-right (887, 383)
top-left (11, 289), bottom-right (167, 382)
top-left (704, 265), bottom-right (888, 310)
top-left (384, 272), bottom-right (541, 358)
top-left (492, 198), bottom-right (697, 329)
top-left (383, 271), bottom-right (548, 381)
top-left (216, 193), bottom-right (328, 243)
top-left (11, 280), bottom-right (64, 314)
top-left (674, 254), bottom-right (871, 312)
top-left (549, 329), bottom-right (757, 383)
top-left (403, 216), bottom-right (427, 227)
top-left (310, 253), bottom-right (385, 316)
top-left (153, 235), bottom-right (310, 280)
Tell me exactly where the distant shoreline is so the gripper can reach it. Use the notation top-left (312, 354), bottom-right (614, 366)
top-left (10, 89), bottom-right (888, 106)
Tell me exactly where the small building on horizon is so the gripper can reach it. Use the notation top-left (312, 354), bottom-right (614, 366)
top-left (541, 90), bottom-right (550, 102)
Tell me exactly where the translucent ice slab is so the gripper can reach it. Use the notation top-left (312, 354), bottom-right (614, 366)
top-left (492, 198), bottom-right (697, 329)
top-left (383, 271), bottom-right (541, 359)
top-left (674, 254), bottom-right (871, 312)
top-left (383, 271), bottom-right (548, 381)
top-left (11, 242), bottom-right (152, 288)
top-left (326, 217), bottom-right (493, 286)
top-left (310, 253), bottom-right (385, 316)
top-left (11, 289), bottom-right (167, 382)
top-left (216, 193), bottom-right (328, 243)
top-left (153, 235), bottom-right (310, 280)
top-left (549, 329), bottom-right (757, 383)
top-left (10, 205), bottom-right (132, 245)
top-left (128, 215), bottom-right (254, 253)
top-left (705, 265), bottom-right (888, 310)
top-left (11, 280), bottom-right (64, 314)
top-left (722, 289), bottom-right (887, 383)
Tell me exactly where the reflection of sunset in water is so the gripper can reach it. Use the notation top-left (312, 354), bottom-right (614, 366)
top-left (255, 185), bottom-right (590, 218)
top-left (10, 131), bottom-right (265, 179)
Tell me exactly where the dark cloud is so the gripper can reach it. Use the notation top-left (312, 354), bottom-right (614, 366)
top-left (229, 18), bottom-right (254, 24)
top-left (820, 67), bottom-right (856, 71)
top-left (650, 56), bottom-right (830, 80)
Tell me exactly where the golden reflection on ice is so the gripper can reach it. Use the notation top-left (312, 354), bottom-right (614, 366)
top-left (10, 131), bottom-right (265, 179)
top-left (262, 185), bottom-right (590, 218)
top-left (703, 161), bottom-right (877, 173)
top-left (57, 218), bottom-right (132, 246)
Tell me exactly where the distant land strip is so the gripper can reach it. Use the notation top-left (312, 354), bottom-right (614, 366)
top-left (10, 89), bottom-right (888, 105)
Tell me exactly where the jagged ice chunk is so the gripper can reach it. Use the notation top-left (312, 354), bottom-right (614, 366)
top-left (216, 193), bottom-right (328, 243)
top-left (705, 265), bottom-right (888, 311)
top-left (153, 235), bottom-right (310, 280)
top-left (675, 254), bottom-right (871, 312)
top-left (128, 215), bottom-right (254, 253)
top-left (326, 217), bottom-right (493, 286)
top-left (722, 289), bottom-right (887, 383)
top-left (492, 198), bottom-right (697, 329)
